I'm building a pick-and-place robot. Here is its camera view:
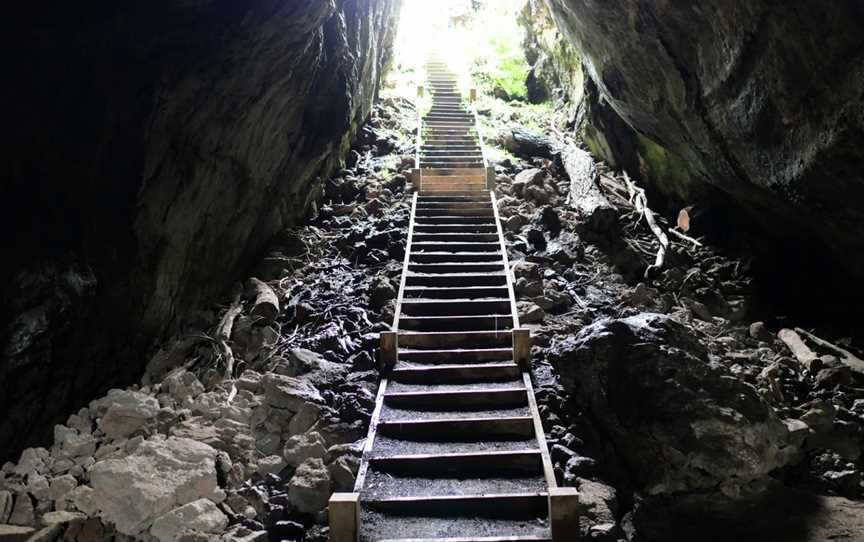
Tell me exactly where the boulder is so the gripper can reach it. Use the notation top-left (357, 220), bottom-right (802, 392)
top-left (288, 458), bottom-right (331, 514)
top-left (88, 436), bottom-right (219, 536)
top-left (549, 313), bottom-right (792, 496)
top-left (149, 498), bottom-right (228, 542)
top-left (283, 432), bottom-right (327, 468)
top-left (261, 374), bottom-right (324, 412)
top-left (95, 389), bottom-right (160, 439)
top-left (8, 493), bottom-right (34, 527)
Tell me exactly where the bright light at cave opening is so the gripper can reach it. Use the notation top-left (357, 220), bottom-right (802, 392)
top-left (393, 0), bottom-right (527, 96)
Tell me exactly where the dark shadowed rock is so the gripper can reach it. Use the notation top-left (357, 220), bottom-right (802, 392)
top-left (0, 0), bottom-right (401, 462)
top-left (549, 313), bottom-right (793, 497)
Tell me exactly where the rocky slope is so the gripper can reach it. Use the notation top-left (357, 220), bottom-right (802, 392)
top-left (0, 0), bottom-right (401, 463)
top-left (0, 93), bottom-right (416, 541)
top-left (530, 1), bottom-right (864, 303)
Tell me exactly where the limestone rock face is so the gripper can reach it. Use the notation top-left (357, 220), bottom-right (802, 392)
top-left (0, 0), bottom-right (401, 462)
top-left (549, 313), bottom-right (793, 496)
top-left (88, 436), bottom-right (219, 536)
top-left (544, 0), bottom-right (864, 278)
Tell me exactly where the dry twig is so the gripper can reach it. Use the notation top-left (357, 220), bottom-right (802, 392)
top-left (622, 171), bottom-right (669, 279)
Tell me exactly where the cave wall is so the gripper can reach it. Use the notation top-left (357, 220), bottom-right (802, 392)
top-left (0, 0), bottom-right (401, 462)
top-left (539, 0), bottom-right (864, 281)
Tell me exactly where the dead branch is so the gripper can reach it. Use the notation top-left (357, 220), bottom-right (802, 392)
top-left (669, 228), bottom-right (703, 247)
top-left (247, 277), bottom-right (280, 323)
top-left (778, 328), bottom-right (820, 371)
top-left (216, 284), bottom-right (244, 379)
top-left (622, 171), bottom-right (669, 279)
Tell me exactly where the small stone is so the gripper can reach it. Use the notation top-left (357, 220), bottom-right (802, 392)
top-left (13, 448), bottom-right (46, 477)
top-left (288, 402), bottom-right (323, 435)
top-left (150, 498), bottom-right (228, 542)
top-left (288, 458), bottom-right (331, 515)
top-left (69, 485), bottom-right (99, 516)
top-left (515, 168), bottom-right (545, 186)
top-left (577, 478), bottom-right (617, 524)
top-left (0, 490), bottom-right (13, 523)
top-left (512, 261), bottom-right (542, 281)
top-left (749, 321), bottom-right (773, 342)
top-left (517, 301), bottom-right (545, 324)
top-left (97, 389), bottom-right (160, 439)
top-left (41, 510), bottom-right (85, 526)
top-left (283, 432), bottom-right (327, 468)
top-left (257, 455), bottom-right (286, 477)
top-left (9, 493), bottom-right (35, 526)
top-left (328, 455), bottom-right (359, 492)
top-left (504, 214), bottom-right (525, 233)
top-left (815, 366), bottom-right (853, 390)
top-left (370, 276), bottom-right (397, 311)
top-left (801, 401), bottom-right (836, 433)
top-left (262, 374), bottom-right (324, 412)
top-left (524, 184), bottom-right (550, 204)
top-left (28, 473), bottom-right (50, 502)
top-left (48, 474), bottom-right (77, 501)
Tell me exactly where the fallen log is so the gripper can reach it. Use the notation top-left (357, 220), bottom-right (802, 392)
top-left (795, 327), bottom-right (864, 375)
top-left (561, 144), bottom-right (617, 233)
top-left (216, 284), bottom-right (244, 379)
top-left (778, 328), bottom-right (821, 372)
top-left (246, 277), bottom-right (280, 323)
top-left (504, 128), bottom-right (556, 159)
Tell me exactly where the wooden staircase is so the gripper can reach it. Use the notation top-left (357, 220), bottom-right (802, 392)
top-left (329, 54), bottom-right (579, 542)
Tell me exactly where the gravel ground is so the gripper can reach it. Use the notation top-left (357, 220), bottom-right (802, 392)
top-left (387, 380), bottom-right (525, 393)
top-left (360, 509), bottom-right (549, 542)
top-left (371, 436), bottom-right (539, 457)
top-left (379, 405), bottom-right (532, 421)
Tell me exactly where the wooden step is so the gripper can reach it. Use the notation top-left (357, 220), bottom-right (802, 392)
top-left (399, 314), bottom-right (514, 332)
top-left (383, 388), bottom-right (527, 410)
top-left (397, 330), bottom-right (512, 349)
top-left (376, 416), bottom-right (534, 441)
top-left (407, 262), bottom-right (503, 273)
top-left (369, 449), bottom-right (542, 476)
top-left (413, 225), bottom-right (496, 233)
top-left (400, 299), bottom-right (511, 316)
top-left (408, 252), bottom-right (502, 263)
top-left (412, 234), bottom-right (498, 243)
top-left (414, 209), bottom-right (493, 219)
top-left (412, 216), bottom-right (494, 225)
top-left (389, 362), bottom-right (521, 384)
top-left (398, 347), bottom-right (513, 364)
top-left (405, 273), bottom-right (507, 287)
top-left (365, 493), bottom-right (547, 519)
top-left (402, 286), bottom-right (510, 299)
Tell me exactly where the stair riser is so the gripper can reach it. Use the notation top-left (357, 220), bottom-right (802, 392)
top-left (398, 316), bottom-right (514, 332)
top-left (397, 332), bottom-right (512, 349)
top-left (376, 417), bottom-right (533, 441)
top-left (389, 364), bottom-right (521, 384)
top-left (369, 452), bottom-right (542, 477)
top-left (401, 300), bottom-right (511, 316)
top-left (384, 389), bottom-right (527, 410)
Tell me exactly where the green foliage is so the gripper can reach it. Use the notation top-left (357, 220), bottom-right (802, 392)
top-left (480, 36), bottom-right (530, 100)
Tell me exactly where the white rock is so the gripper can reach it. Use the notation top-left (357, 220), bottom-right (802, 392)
top-left (41, 510), bottom-right (85, 526)
top-left (89, 436), bottom-right (219, 536)
top-left (163, 370), bottom-right (206, 403)
top-left (69, 485), bottom-right (99, 516)
top-left (49, 474), bottom-right (78, 501)
top-left (288, 403), bottom-right (322, 435)
top-left (150, 498), bottom-right (228, 542)
top-left (261, 374), bottom-right (323, 412)
top-left (8, 493), bottom-right (35, 526)
top-left (288, 458), bottom-right (331, 514)
top-left (257, 455), bottom-right (287, 476)
top-left (282, 432), bottom-right (327, 468)
top-left (13, 448), bottom-right (46, 477)
top-left (97, 389), bottom-right (160, 439)
top-left (28, 473), bottom-right (50, 502)
top-left (0, 490), bottom-right (12, 523)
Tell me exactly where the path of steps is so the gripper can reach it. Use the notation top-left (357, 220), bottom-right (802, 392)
top-left (328, 54), bottom-right (579, 542)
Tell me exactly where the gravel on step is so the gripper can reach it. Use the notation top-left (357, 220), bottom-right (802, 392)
top-left (379, 405), bottom-right (532, 421)
top-left (371, 436), bottom-right (539, 457)
top-left (360, 509), bottom-right (549, 542)
top-left (386, 380), bottom-right (525, 393)
top-left (362, 471), bottom-right (547, 498)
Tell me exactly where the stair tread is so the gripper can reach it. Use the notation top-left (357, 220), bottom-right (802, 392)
top-left (360, 508), bottom-right (549, 542)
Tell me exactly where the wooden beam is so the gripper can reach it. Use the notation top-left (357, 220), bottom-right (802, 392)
top-left (513, 328), bottom-right (531, 369)
top-left (549, 487), bottom-right (581, 542)
top-left (379, 331), bottom-right (397, 368)
top-left (329, 492), bottom-right (360, 542)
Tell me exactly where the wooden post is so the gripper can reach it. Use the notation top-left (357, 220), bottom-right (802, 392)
top-left (485, 166), bottom-right (495, 190)
top-left (417, 85), bottom-right (424, 98)
top-left (469, 87), bottom-right (477, 102)
top-left (329, 492), bottom-right (360, 542)
top-left (549, 487), bottom-right (581, 541)
top-left (513, 328), bottom-right (531, 369)
top-left (380, 331), bottom-right (397, 368)
top-left (412, 168), bottom-right (422, 193)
